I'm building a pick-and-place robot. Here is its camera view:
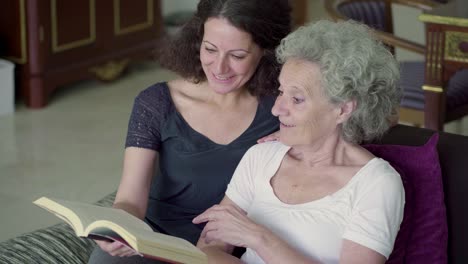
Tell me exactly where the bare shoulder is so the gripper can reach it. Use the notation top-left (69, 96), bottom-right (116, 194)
top-left (167, 79), bottom-right (188, 97)
top-left (344, 144), bottom-right (376, 166)
top-left (167, 79), bottom-right (203, 102)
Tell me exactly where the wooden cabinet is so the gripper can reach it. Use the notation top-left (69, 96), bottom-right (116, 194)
top-left (0, 0), bottom-right (163, 108)
top-left (419, 3), bottom-right (468, 130)
top-left (291, 0), bottom-right (308, 27)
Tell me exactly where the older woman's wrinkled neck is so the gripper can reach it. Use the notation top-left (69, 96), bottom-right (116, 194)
top-left (287, 130), bottom-right (359, 167)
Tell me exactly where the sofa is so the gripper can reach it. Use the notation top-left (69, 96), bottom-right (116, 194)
top-left (373, 124), bottom-right (468, 264)
top-left (0, 193), bottom-right (115, 264)
top-left (0, 124), bottom-right (466, 264)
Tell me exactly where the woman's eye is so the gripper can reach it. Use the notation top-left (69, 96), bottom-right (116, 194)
top-left (205, 48), bottom-right (216, 53)
top-left (231, 54), bottom-right (245, 60)
top-left (293, 97), bottom-right (304, 104)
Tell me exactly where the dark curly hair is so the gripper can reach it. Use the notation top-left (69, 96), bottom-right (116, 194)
top-left (157, 0), bottom-right (292, 97)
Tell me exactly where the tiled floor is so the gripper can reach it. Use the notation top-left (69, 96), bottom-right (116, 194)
top-left (0, 62), bottom-right (177, 241)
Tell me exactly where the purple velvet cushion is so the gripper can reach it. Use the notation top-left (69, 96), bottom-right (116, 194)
top-left (363, 133), bottom-right (447, 263)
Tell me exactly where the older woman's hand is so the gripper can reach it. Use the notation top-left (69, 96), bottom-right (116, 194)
top-left (193, 203), bottom-right (266, 248)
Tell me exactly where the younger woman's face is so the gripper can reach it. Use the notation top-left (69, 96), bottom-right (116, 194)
top-left (200, 17), bottom-right (263, 95)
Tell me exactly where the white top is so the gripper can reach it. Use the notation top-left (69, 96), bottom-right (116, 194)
top-left (226, 142), bottom-right (405, 264)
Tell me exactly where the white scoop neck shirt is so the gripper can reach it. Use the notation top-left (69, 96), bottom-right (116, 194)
top-left (226, 141), bottom-right (405, 264)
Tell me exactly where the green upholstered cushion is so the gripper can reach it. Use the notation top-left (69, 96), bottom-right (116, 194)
top-left (0, 193), bottom-right (115, 264)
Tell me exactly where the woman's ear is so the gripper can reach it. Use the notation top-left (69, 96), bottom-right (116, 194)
top-left (336, 100), bottom-right (356, 124)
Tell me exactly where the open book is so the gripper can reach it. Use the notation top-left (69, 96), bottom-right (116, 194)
top-left (33, 197), bottom-right (207, 264)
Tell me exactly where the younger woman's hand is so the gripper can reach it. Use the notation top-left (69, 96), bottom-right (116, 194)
top-left (95, 240), bottom-right (142, 257)
top-left (257, 131), bottom-right (280, 143)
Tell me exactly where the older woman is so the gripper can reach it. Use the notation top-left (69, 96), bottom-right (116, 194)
top-left (193, 20), bottom-right (405, 264)
top-left (88, 0), bottom-right (291, 263)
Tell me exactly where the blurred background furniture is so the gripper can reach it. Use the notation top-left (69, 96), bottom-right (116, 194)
top-left (325, 0), bottom-right (468, 131)
top-left (0, 0), bottom-right (163, 108)
top-left (419, 3), bottom-right (468, 130)
top-left (0, 59), bottom-right (15, 115)
top-left (291, 0), bottom-right (308, 27)
top-left (374, 124), bottom-right (468, 264)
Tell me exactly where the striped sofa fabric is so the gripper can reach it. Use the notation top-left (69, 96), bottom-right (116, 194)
top-left (0, 193), bottom-right (116, 264)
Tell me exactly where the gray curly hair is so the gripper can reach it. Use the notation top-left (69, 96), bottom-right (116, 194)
top-left (276, 20), bottom-right (402, 143)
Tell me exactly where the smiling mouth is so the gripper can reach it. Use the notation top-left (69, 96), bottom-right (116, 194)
top-left (213, 73), bottom-right (234, 82)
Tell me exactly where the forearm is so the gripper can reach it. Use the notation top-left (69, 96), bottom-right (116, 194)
top-left (113, 178), bottom-right (151, 220)
top-left (201, 246), bottom-right (243, 264)
top-left (112, 201), bottom-right (146, 220)
top-left (197, 229), bottom-right (238, 264)
top-left (113, 148), bottom-right (157, 219)
top-left (251, 230), bottom-right (320, 264)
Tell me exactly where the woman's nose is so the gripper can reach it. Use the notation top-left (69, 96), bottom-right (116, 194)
top-left (214, 55), bottom-right (228, 74)
top-left (271, 96), bottom-right (287, 117)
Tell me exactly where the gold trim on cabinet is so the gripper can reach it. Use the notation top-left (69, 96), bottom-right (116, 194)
top-left (426, 31), bottom-right (443, 82)
top-left (444, 31), bottom-right (468, 63)
top-left (422, 85), bottom-right (443, 93)
top-left (89, 59), bottom-right (129, 81)
top-left (6, 0), bottom-right (27, 64)
top-left (419, 14), bottom-right (468, 27)
top-left (114, 0), bottom-right (154, 36)
top-left (51, 0), bottom-right (96, 53)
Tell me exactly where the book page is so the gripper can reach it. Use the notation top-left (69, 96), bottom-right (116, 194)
top-left (34, 197), bottom-right (207, 263)
top-left (132, 228), bottom-right (203, 255)
top-left (34, 197), bottom-right (152, 236)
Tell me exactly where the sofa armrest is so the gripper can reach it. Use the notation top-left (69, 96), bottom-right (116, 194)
top-left (375, 124), bottom-right (468, 264)
top-left (0, 192), bottom-right (116, 264)
top-left (0, 223), bottom-right (95, 264)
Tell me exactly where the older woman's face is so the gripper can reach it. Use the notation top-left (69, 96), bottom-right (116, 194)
top-left (272, 59), bottom-right (341, 146)
top-left (200, 17), bottom-right (263, 95)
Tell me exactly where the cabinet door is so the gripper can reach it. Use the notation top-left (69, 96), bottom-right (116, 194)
top-left (99, 0), bottom-right (163, 51)
top-left (1, 0), bottom-right (163, 108)
top-left (291, 0), bottom-right (308, 27)
top-left (0, 0), bottom-right (27, 64)
top-left (39, 0), bottom-right (162, 70)
top-left (42, 0), bottom-right (98, 67)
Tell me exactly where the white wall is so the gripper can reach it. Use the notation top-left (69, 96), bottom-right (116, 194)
top-left (307, 0), bottom-right (331, 21)
top-left (306, 0), bottom-right (426, 62)
top-left (455, 0), bottom-right (468, 18)
top-left (392, 4), bottom-right (425, 62)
